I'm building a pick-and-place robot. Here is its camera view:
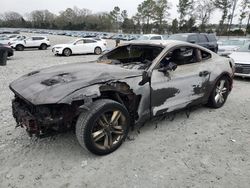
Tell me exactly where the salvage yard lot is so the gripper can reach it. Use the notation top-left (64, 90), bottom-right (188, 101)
top-left (0, 34), bottom-right (250, 188)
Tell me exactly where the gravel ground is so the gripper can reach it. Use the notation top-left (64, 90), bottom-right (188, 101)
top-left (0, 34), bottom-right (250, 188)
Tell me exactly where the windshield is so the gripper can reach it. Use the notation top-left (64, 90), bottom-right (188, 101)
top-left (220, 40), bottom-right (245, 46)
top-left (67, 40), bottom-right (77, 44)
top-left (98, 44), bottom-right (163, 70)
top-left (168, 34), bottom-right (188, 41)
top-left (238, 43), bottom-right (250, 52)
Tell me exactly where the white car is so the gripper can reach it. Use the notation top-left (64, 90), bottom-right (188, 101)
top-left (52, 38), bottom-right (107, 56)
top-left (218, 38), bottom-right (250, 56)
top-left (10, 36), bottom-right (50, 51)
top-left (229, 43), bottom-right (250, 78)
top-left (0, 35), bottom-right (26, 45)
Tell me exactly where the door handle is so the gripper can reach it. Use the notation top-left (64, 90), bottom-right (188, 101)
top-left (199, 71), bottom-right (210, 77)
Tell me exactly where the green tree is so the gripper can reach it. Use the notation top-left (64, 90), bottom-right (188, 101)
top-left (195, 0), bottom-right (215, 32)
top-left (110, 6), bottom-right (121, 31)
top-left (171, 19), bottom-right (179, 33)
top-left (138, 0), bottom-right (156, 33)
top-left (177, 0), bottom-right (194, 28)
top-left (239, 0), bottom-right (250, 29)
top-left (214, 0), bottom-right (232, 34)
top-left (153, 0), bottom-right (171, 34)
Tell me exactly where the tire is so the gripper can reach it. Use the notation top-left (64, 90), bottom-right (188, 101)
top-left (63, 48), bottom-right (72, 56)
top-left (39, 43), bottom-right (47, 50)
top-left (94, 47), bottom-right (102, 55)
top-left (207, 76), bottom-right (230, 108)
top-left (16, 44), bottom-right (24, 51)
top-left (76, 99), bottom-right (130, 155)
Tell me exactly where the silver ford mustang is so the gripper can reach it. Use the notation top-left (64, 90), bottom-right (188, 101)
top-left (10, 40), bottom-right (235, 155)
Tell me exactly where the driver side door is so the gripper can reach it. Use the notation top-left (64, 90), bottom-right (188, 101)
top-left (71, 39), bottom-right (85, 54)
top-left (150, 46), bottom-right (211, 116)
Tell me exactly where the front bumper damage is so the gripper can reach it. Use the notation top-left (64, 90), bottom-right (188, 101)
top-left (12, 96), bottom-right (79, 137)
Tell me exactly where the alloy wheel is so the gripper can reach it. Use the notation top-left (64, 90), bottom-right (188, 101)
top-left (91, 110), bottom-right (126, 150)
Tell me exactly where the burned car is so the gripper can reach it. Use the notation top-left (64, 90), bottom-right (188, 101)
top-left (10, 40), bottom-right (235, 155)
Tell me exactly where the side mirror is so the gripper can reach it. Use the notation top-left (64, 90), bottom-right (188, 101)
top-left (139, 71), bottom-right (150, 86)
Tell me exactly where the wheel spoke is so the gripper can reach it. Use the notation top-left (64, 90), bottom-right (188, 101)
top-left (110, 111), bottom-right (121, 125)
top-left (92, 129), bottom-right (105, 142)
top-left (219, 80), bottom-right (225, 89)
top-left (221, 87), bottom-right (227, 94)
top-left (215, 94), bottom-right (220, 103)
top-left (98, 119), bottom-right (106, 127)
top-left (112, 130), bottom-right (124, 135)
top-left (104, 134), bottom-right (109, 149)
top-left (219, 94), bottom-right (224, 103)
top-left (108, 132), bottom-right (113, 147)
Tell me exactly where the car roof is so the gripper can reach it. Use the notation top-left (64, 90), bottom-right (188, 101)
top-left (124, 40), bottom-right (192, 47)
top-left (122, 40), bottom-right (214, 53)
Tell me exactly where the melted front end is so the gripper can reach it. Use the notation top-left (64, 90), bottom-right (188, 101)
top-left (12, 96), bottom-right (80, 137)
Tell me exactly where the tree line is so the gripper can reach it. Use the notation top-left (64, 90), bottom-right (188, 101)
top-left (0, 0), bottom-right (250, 35)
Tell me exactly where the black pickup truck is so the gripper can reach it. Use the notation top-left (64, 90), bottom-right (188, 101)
top-left (168, 33), bottom-right (218, 53)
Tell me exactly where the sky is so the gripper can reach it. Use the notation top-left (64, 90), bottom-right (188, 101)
top-left (1, 0), bottom-right (241, 24)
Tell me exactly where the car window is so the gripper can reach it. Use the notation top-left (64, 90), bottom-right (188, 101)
top-left (198, 34), bottom-right (208, 43)
top-left (187, 35), bottom-right (198, 43)
top-left (32, 37), bottom-right (44, 40)
top-left (150, 36), bottom-right (162, 40)
top-left (201, 50), bottom-right (212, 60)
top-left (75, 40), bottom-right (84, 45)
top-left (84, 39), bottom-right (96, 43)
top-left (168, 34), bottom-right (188, 41)
top-left (160, 47), bottom-right (204, 67)
top-left (99, 45), bottom-right (163, 70)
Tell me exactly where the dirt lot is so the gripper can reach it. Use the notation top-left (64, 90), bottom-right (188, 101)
top-left (0, 34), bottom-right (250, 188)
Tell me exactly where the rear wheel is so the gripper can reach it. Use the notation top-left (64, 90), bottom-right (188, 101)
top-left (16, 44), bottom-right (24, 51)
top-left (63, 48), bottom-right (72, 56)
top-left (39, 43), bottom-right (47, 50)
top-left (76, 99), bottom-right (130, 155)
top-left (208, 77), bottom-right (230, 108)
top-left (94, 47), bottom-right (102, 55)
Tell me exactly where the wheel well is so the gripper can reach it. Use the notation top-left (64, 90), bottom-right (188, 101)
top-left (94, 82), bottom-right (141, 123)
top-left (40, 43), bottom-right (47, 46)
top-left (220, 73), bottom-right (233, 91)
top-left (95, 46), bottom-right (102, 50)
top-left (63, 48), bottom-right (72, 53)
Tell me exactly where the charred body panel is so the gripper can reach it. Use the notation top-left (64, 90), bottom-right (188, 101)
top-left (10, 41), bottom-right (234, 137)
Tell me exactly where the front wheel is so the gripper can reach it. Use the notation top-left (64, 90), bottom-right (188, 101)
top-left (94, 47), bottom-right (102, 55)
top-left (16, 44), bottom-right (24, 51)
top-left (63, 48), bottom-right (72, 56)
top-left (39, 44), bottom-right (47, 50)
top-left (76, 99), bottom-right (130, 155)
top-left (207, 77), bottom-right (230, 108)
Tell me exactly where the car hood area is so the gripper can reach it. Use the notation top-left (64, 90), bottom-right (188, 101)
top-left (229, 52), bottom-right (250, 64)
top-left (10, 62), bottom-right (142, 105)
